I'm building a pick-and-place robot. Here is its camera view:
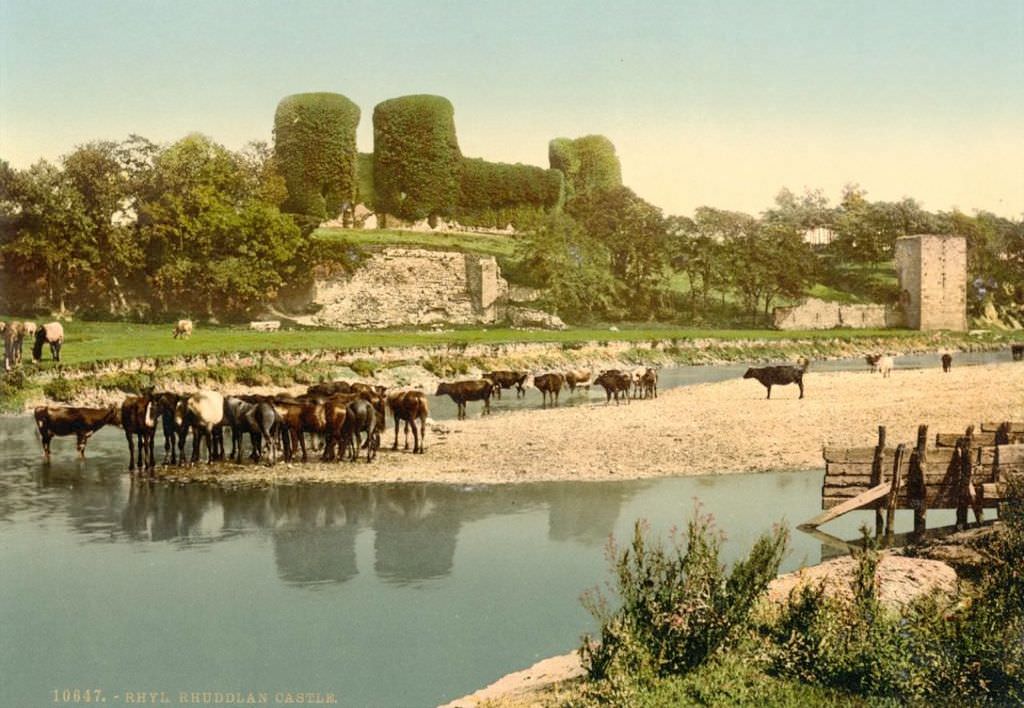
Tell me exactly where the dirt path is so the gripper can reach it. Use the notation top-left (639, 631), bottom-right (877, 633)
top-left (160, 362), bottom-right (1024, 486)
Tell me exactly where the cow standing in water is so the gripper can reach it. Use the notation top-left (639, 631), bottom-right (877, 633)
top-left (34, 405), bottom-right (119, 459)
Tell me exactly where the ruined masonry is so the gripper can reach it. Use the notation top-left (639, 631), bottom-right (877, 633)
top-left (894, 234), bottom-right (967, 331)
top-left (306, 248), bottom-right (564, 329)
top-left (774, 234), bottom-right (967, 331)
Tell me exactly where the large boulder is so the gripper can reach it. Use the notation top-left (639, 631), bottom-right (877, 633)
top-left (765, 553), bottom-right (958, 610)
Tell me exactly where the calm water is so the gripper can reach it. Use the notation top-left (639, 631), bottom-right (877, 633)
top-left (0, 414), bottom-right (959, 708)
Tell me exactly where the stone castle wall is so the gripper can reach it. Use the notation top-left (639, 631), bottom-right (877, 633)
top-left (895, 235), bottom-right (967, 331)
top-left (773, 298), bottom-right (903, 330)
top-left (308, 248), bottom-right (509, 328)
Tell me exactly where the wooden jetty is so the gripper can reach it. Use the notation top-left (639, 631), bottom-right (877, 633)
top-left (802, 422), bottom-right (1024, 538)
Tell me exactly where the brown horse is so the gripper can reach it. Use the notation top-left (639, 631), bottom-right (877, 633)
top-left (32, 322), bottom-right (64, 363)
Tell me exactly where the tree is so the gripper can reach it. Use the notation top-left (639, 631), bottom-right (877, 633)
top-left (567, 186), bottom-right (670, 318)
top-left (726, 221), bottom-right (817, 323)
top-left (135, 134), bottom-right (303, 318)
top-left (0, 160), bottom-right (91, 313)
top-left (515, 212), bottom-right (617, 321)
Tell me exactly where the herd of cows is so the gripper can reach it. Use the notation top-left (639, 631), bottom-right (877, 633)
top-left (29, 366), bottom-right (660, 471)
top-left (22, 342), bottom-right (1024, 470)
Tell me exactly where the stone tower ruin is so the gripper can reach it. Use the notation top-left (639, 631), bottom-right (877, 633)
top-left (894, 234), bottom-right (967, 331)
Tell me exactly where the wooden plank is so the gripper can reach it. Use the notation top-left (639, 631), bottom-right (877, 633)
top-left (824, 447), bottom-right (894, 463)
top-left (936, 432), bottom-right (996, 447)
top-left (981, 422), bottom-right (1024, 433)
top-left (808, 482), bottom-right (892, 524)
top-left (824, 462), bottom-right (876, 477)
top-left (823, 485), bottom-right (874, 498)
top-left (824, 474), bottom-right (874, 487)
top-left (887, 444), bottom-right (907, 535)
top-left (996, 445), bottom-right (1024, 464)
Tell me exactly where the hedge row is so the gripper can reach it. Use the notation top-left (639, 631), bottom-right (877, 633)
top-left (549, 135), bottom-right (622, 198)
top-left (273, 92), bottom-right (360, 219)
top-left (455, 157), bottom-right (563, 227)
top-left (372, 94), bottom-right (462, 221)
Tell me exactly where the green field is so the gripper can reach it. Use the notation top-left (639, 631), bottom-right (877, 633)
top-left (313, 227), bottom-right (518, 259)
top-left (2, 319), bottom-right (975, 368)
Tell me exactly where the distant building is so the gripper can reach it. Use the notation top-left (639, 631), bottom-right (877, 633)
top-left (802, 226), bottom-right (836, 247)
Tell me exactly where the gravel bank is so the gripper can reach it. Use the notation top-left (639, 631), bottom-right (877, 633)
top-left (158, 362), bottom-right (1024, 486)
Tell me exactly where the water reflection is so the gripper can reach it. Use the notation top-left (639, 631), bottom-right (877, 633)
top-left (3, 434), bottom-right (648, 587)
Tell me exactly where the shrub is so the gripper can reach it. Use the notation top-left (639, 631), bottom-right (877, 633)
top-left (768, 523), bottom-right (1024, 703)
top-left (349, 358), bottom-right (379, 378)
top-left (274, 92), bottom-right (360, 219)
top-left (43, 374), bottom-right (82, 402)
top-left (456, 157), bottom-right (563, 228)
top-left (372, 95), bottom-right (461, 221)
top-left (580, 511), bottom-right (788, 691)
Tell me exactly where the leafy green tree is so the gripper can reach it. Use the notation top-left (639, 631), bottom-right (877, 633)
top-left (832, 185), bottom-right (939, 263)
top-left (0, 160), bottom-right (92, 313)
top-left (373, 95), bottom-right (461, 222)
top-left (726, 220), bottom-right (817, 322)
top-left (135, 134), bottom-right (303, 318)
top-left (515, 212), bottom-right (617, 321)
top-left (567, 186), bottom-right (670, 318)
top-left (274, 92), bottom-right (360, 219)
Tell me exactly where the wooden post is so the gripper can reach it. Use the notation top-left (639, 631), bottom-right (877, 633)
top-left (910, 425), bottom-right (928, 535)
top-left (871, 426), bottom-right (887, 536)
top-left (997, 421), bottom-right (1012, 446)
top-left (886, 443), bottom-right (907, 540)
top-left (956, 426), bottom-right (975, 530)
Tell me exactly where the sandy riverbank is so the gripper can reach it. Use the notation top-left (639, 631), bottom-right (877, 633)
top-left (158, 362), bottom-right (1024, 486)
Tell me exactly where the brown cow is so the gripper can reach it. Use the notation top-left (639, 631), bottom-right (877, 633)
top-left (274, 398), bottom-right (327, 462)
top-left (594, 370), bottom-right (632, 405)
top-left (533, 372), bottom-right (565, 407)
top-left (436, 379), bottom-right (493, 420)
top-left (483, 370), bottom-right (529, 399)
top-left (563, 369), bottom-right (591, 394)
top-left (388, 389), bottom-right (429, 453)
top-left (121, 392), bottom-right (158, 473)
top-left (638, 368), bottom-right (658, 399)
top-left (34, 405), bottom-right (119, 459)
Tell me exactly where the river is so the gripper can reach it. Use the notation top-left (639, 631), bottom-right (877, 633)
top-left (0, 408), bottom-right (960, 707)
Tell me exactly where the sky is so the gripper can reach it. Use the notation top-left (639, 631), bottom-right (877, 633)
top-left (2, 0), bottom-right (1022, 219)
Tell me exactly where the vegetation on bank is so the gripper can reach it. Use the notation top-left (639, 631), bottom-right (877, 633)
top-left (557, 504), bottom-right (1024, 706)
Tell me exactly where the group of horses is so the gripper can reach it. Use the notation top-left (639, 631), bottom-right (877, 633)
top-left (2, 320), bottom-right (64, 371)
top-left (33, 382), bottom-right (430, 473)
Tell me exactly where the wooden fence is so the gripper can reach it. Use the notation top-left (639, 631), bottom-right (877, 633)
top-left (803, 422), bottom-right (1024, 536)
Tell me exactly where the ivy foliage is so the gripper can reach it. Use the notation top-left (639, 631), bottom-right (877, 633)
top-left (372, 95), bottom-right (461, 221)
top-left (549, 134), bottom-right (622, 199)
top-left (455, 157), bottom-right (564, 229)
top-left (274, 92), bottom-right (360, 219)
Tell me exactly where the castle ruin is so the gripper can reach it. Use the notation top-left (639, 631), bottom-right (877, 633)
top-left (894, 234), bottom-right (967, 331)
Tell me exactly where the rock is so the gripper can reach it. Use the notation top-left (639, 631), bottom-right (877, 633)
top-left (506, 307), bottom-right (567, 330)
top-left (765, 553), bottom-right (958, 610)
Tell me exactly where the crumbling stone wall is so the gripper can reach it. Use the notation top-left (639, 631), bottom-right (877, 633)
top-left (308, 248), bottom-right (510, 328)
top-left (895, 235), bottom-right (967, 331)
top-left (773, 298), bottom-right (903, 330)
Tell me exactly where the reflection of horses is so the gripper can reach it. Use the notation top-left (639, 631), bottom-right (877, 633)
top-left (32, 322), bottom-right (64, 363)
